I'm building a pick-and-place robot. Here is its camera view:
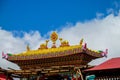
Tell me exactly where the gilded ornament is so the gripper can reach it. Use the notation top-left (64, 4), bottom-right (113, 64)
top-left (50, 32), bottom-right (58, 43)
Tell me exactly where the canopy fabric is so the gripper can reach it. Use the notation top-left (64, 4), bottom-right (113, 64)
top-left (0, 74), bottom-right (12, 80)
top-left (86, 57), bottom-right (120, 71)
top-left (0, 74), bottom-right (6, 80)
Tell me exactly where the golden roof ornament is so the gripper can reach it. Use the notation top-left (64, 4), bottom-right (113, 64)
top-left (39, 40), bottom-right (49, 49)
top-left (46, 40), bottom-right (49, 46)
top-left (59, 38), bottom-right (70, 47)
top-left (80, 38), bottom-right (84, 47)
top-left (26, 45), bottom-right (30, 51)
top-left (59, 38), bottom-right (63, 42)
top-left (50, 32), bottom-right (58, 48)
top-left (7, 31), bottom-right (105, 58)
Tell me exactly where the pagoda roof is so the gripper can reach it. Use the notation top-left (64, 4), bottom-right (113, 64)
top-left (7, 32), bottom-right (104, 61)
top-left (8, 45), bottom-right (102, 61)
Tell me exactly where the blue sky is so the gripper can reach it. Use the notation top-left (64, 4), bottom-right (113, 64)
top-left (0, 0), bottom-right (119, 35)
top-left (1, 0), bottom-right (120, 69)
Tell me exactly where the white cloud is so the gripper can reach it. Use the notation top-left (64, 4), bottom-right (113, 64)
top-left (0, 29), bottom-right (45, 69)
top-left (58, 13), bottom-right (120, 65)
top-left (107, 1), bottom-right (120, 16)
top-left (1, 11), bottom-right (120, 69)
top-left (96, 12), bottom-right (104, 19)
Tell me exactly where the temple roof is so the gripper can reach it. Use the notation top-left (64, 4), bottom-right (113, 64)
top-left (85, 57), bottom-right (120, 71)
top-left (7, 32), bottom-right (105, 61)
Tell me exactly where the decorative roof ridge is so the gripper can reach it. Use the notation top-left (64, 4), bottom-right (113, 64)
top-left (13, 45), bottom-right (82, 56)
top-left (6, 32), bottom-right (108, 60)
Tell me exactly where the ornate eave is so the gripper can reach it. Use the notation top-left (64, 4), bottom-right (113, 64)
top-left (8, 46), bottom-right (102, 61)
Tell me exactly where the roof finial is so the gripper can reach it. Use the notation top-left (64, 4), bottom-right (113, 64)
top-left (45, 40), bottom-right (49, 48)
top-left (39, 40), bottom-right (49, 49)
top-left (80, 38), bottom-right (84, 47)
top-left (26, 45), bottom-right (30, 51)
top-left (59, 38), bottom-right (70, 47)
top-left (59, 38), bottom-right (63, 43)
top-left (50, 32), bottom-right (58, 48)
